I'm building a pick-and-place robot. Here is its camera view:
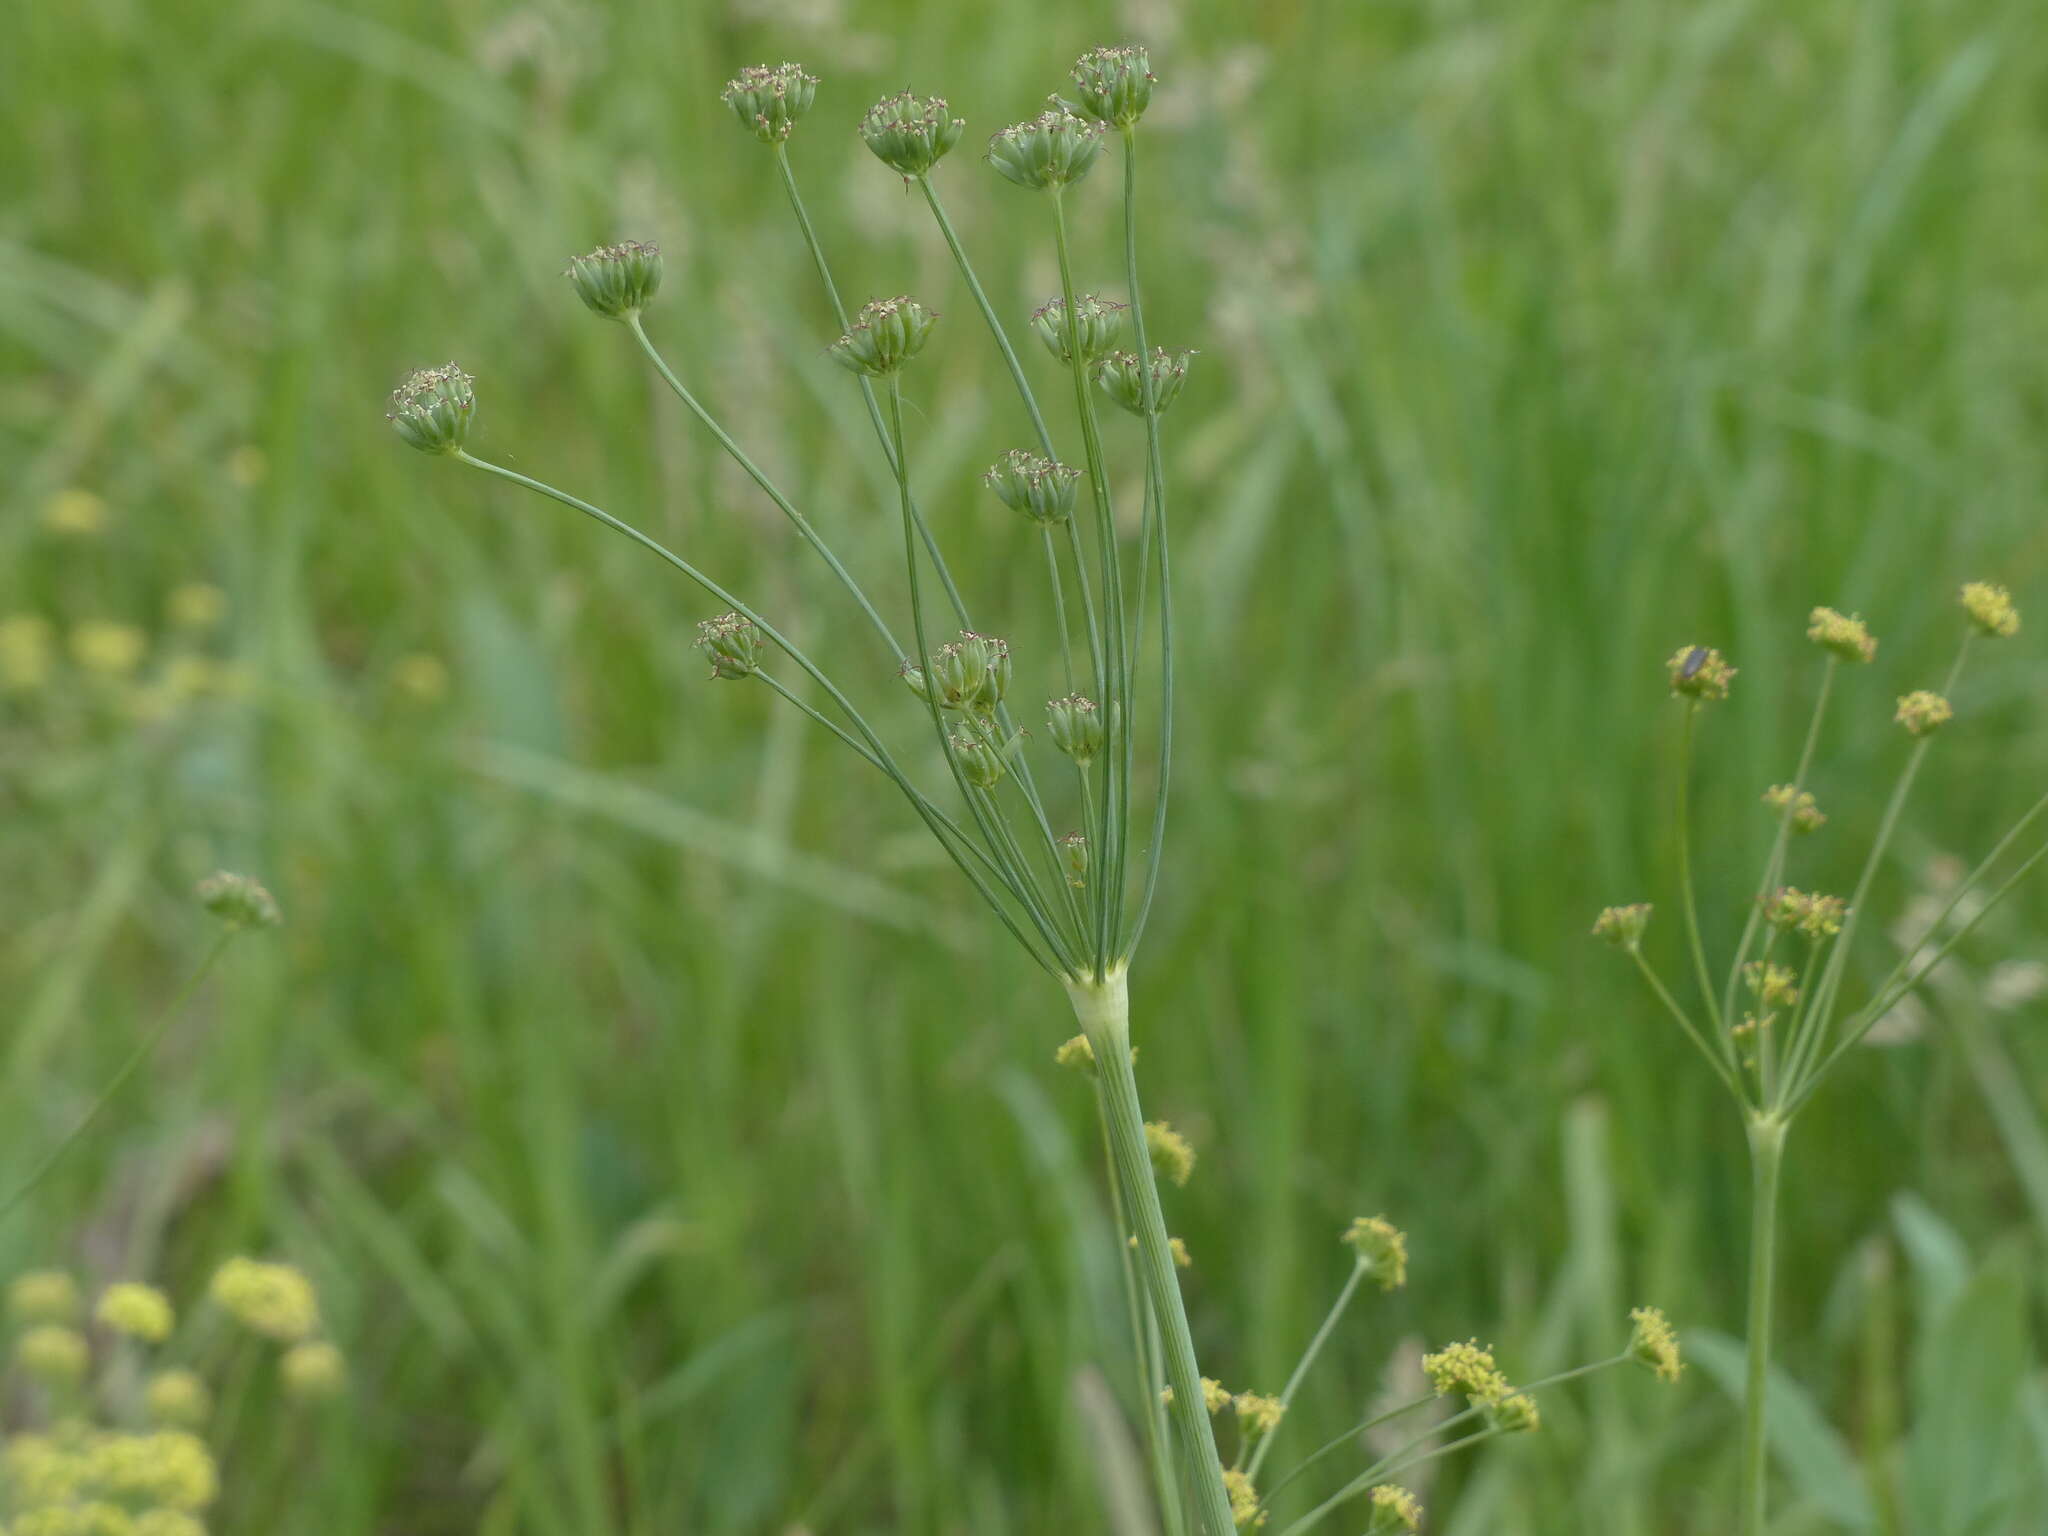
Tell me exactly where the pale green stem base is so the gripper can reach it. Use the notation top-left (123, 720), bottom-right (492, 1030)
top-left (1741, 1114), bottom-right (1787, 1535)
top-left (1067, 970), bottom-right (1235, 1536)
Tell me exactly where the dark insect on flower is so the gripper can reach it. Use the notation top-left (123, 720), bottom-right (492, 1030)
top-left (1679, 646), bottom-right (1709, 682)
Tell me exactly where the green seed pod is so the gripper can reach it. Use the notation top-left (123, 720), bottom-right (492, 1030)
top-left (984, 450), bottom-right (1080, 524)
top-left (1029, 294), bottom-right (1127, 365)
top-left (927, 632), bottom-right (1010, 714)
top-left (1095, 346), bottom-right (1195, 415)
top-left (860, 91), bottom-right (965, 179)
top-left (387, 363), bottom-right (475, 455)
top-left (721, 62), bottom-right (817, 144)
top-left (1069, 45), bottom-right (1156, 127)
top-left (1045, 694), bottom-right (1103, 764)
top-left (695, 613), bottom-right (763, 680)
top-left (986, 108), bottom-right (1107, 191)
top-left (827, 295), bottom-right (938, 377)
top-left (196, 870), bottom-right (282, 929)
top-left (949, 730), bottom-right (1006, 790)
top-left (565, 241), bottom-right (662, 320)
top-left (1058, 831), bottom-right (1089, 888)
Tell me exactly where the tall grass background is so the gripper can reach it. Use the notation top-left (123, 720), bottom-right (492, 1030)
top-left (5, 0), bottom-right (2048, 1530)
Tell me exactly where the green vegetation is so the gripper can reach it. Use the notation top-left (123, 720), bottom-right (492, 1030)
top-left (5, 1), bottom-right (2047, 1531)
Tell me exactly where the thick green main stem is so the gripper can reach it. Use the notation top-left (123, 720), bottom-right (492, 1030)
top-left (1740, 1114), bottom-right (1787, 1536)
top-left (1068, 971), bottom-right (1235, 1536)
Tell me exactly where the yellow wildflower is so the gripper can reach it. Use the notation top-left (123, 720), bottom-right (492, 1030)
top-left (42, 489), bottom-right (108, 535)
top-left (208, 1258), bottom-right (318, 1342)
top-left (1145, 1121), bottom-right (1195, 1187)
top-left (97, 1283), bottom-right (175, 1343)
top-left (69, 623), bottom-right (147, 678)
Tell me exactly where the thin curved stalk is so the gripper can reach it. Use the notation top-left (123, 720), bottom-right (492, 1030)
top-left (1739, 1115), bottom-right (1786, 1536)
top-left (1242, 1260), bottom-right (1368, 1481)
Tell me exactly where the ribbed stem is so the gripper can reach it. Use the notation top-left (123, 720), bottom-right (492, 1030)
top-left (1740, 1114), bottom-right (1787, 1536)
top-left (1068, 971), bottom-right (1236, 1536)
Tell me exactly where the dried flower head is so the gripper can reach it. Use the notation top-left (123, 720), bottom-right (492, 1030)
top-left (1342, 1214), bottom-right (1409, 1290)
top-left (1666, 645), bottom-right (1736, 701)
top-left (695, 612), bottom-right (763, 680)
top-left (387, 363), bottom-right (475, 455)
top-left (721, 62), bottom-right (817, 143)
top-left (566, 241), bottom-right (662, 320)
top-left (1763, 887), bottom-right (1848, 941)
top-left (1046, 694), bottom-right (1104, 764)
top-left (1069, 45), bottom-right (1156, 127)
top-left (209, 1258), bottom-right (319, 1343)
top-left (1763, 783), bottom-right (1826, 833)
top-left (1096, 346), bottom-right (1196, 416)
top-left (1233, 1391), bottom-right (1286, 1437)
top-left (1029, 294), bottom-right (1127, 365)
top-left (1146, 1120), bottom-right (1195, 1187)
top-left (9, 1271), bottom-right (81, 1326)
top-left (280, 1339), bottom-right (348, 1401)
top-left (1961, 581), bottom-right (2020, 638)
top-left (145, 1369), bottom-right (212, 1428)
top-left (1743, 962), bottom-right (1800, 1010)
top-left (1423, 1339), bottom-right (1510, 1404)
top-left (985, 450), bottom-right (1081, 524)
top-left (1591, 903), bottom-right (1653, 951)
top-left (96, 1283), bottom-right (174, 1344)
top-left (1223, 1467), bottom-right (1266, 1529)
top-left (1627, 1305), bottom-right (1683, 1383)
top-left (987, 108), bottom-right (1107, 190)
top-left (1807, 606), bottom-right (1878, 663)
top-left (860, 91), bottom-right (965, 178)
top-left (196, 871), bottom-right (281, 930)
top-left (1895, 690), bottom-right (1953, 738)
top-left (827, 295), bottom-right (938, 377)
top-left (1366, 1484), bottom-right (1424, 1535)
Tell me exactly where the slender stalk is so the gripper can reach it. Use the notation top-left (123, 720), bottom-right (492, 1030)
top-left (1069, 971), bottom-right (1236, 1536)
top-left (453, 450), bottom-right (1062, 972)
top-left (626, 315), bottom-right (901, 658)
top-left (1676, 703), bottom-right (1727, 1041)
top-left (1243, 1261), bottom-right (1367, 1481)
top-left (1739, 1114), bottom-right (1787, 1536)
top-left (0, 932), bottom-right (235, 1225)
top-left (1096, 1091), bottom-right (1182, 1535)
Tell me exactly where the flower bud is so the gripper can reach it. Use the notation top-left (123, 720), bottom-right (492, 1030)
top-left (16, 1325), bottom-right (88, 1386)
top-left (1666, 644), bottom-right (1735, 701)
top-left (1046, 694), bottom-right (1103, 763)
top-left (1807, 606), bottom-right (1878, 663)
top-left (565, 241), bottom-right (662, 320)
top-left (948, 730), bottom-right (1007, 790)
top-left (721, 62), bottom-right (817, 144)
top-left (1627, 1305), bottom-right (1683, 1383)
top-left (1961, 581), bottom-right (2020, 638)
top-left (1095, 347), bottom-right (1195, 416)
top-left (695, 613), bottom-right (763, 680)
top-left (986, 108), bottom-right (1107, 190)
top-left (1058, 830), bottom-right (1089, 888)
top-left (1590, 903), bottom-right (1652, 950)
top-left (1145, 1120), bottom-right (1195, 1186)
top-left (1763, 887), bottom-right (1848, 941)
top-left (860, 91), bottom-right (965, 178)
top-left (1895, 689), bottom-right (1953, 738)
top-left (1365, 1486), bottom-right (1423, 1535)
top-left (387, 363), bottom-right (475, 456)
top-left (1341, 1214), bottom-right (1409, 1290)
top-left (1762, 783), bottom-right (1826, 833)
top-left (9, 1271), bottom-right (81, 1326)
top-left (196, 871), bottom-right (281, 930)
top-left (146, 1370), bottom-right (212, 1428)
top-left (1029, 294), bottom-right (1126, 365)
top-left (984, 450), bottom-right (1081, 524)
top-left (1069, 45), bottom-right (1156, 127)
top-left (97, 1283), bottom-right (175, 1344)
top-left (280, 1340), bottom-right (348, 1402)
top-left (827, 295), bottom-right (938, 377)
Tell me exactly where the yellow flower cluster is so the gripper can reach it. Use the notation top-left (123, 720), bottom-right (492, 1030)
top-left (1222, 1468), bottom-right (1266, 1529)
top-left (207, 1259), bottom-right (319, 1344)
top-left (1366, 1484), bottom-right (1423, 1534)
top-left (1144, 1121), bottom-right (1196, 1187)
top-left (1960, 581), bottom-right (2020, 638)
top-left (2, 1427), bottom-right (217, 1528)
top-left (1628, 1305), bottom-right (1684, 1383)
top-left (96, 1286), bottom-right (174, 1345)
top-left (1342, 1214), bottom-right (1409, 1290)
top-left (1422, 1338), bottom-right (1539, 1431)
top-left (1806, 607), bottom-right (1878, 663)
top-left (1761, 783), bottom-right (1826, 833)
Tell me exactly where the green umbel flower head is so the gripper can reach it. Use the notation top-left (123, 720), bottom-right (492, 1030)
top-left (566, 241), bottom-right (662, 320)
top-left (860, 91), bottom-right (965, 178)
top-left (984, 450), bottom-right (1081, 524)
top-left (721, 62), bottom-right (817, 143)
top-left (696, 613), bottom-right (763, 680)
top-left (1029, 294), bottom-right (1126, 365)
top-left (387, 363), bottom-right (475, 456)
top-left (826, 296), bottom-right (938, 377)
top-left (987, 108), bottom-right (1106, 190)
top-left (1096, 346), bottom-right (1196, 415)
top-left (1068, 45), bottom-right (1156, 127)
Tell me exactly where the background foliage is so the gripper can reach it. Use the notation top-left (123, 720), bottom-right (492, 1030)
top-left (5, 0), bottom-right (2048, 1530)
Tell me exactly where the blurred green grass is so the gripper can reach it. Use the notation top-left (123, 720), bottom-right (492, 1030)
top-left (5, 0), bottom-right (2048, 1530)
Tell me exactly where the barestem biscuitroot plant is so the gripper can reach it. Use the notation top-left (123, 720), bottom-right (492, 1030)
top-left (1596, 585), bottom-right (2041, 1535)
top-left (389, 50), bottom-right (1670, 1533)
